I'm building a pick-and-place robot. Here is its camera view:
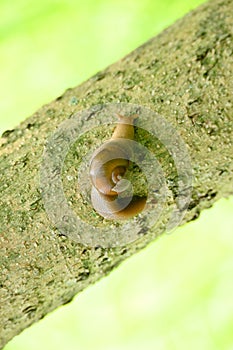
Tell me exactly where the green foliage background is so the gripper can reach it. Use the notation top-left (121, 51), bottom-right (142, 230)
top-left (1, 0), bottom-right (233, 349)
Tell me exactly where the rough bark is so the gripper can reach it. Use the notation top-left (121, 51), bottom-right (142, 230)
top-left (0, 0), bottom-right (233, 347)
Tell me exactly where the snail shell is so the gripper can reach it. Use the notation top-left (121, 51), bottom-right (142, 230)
top-left (89, 114), bottom-right (147, 220)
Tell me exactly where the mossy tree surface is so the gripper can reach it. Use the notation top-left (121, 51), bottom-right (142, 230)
top-left (0, 0), bottom-right (233, 347)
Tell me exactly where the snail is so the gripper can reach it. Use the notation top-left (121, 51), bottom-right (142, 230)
top-left (89, 113), bottom-right (147, 220)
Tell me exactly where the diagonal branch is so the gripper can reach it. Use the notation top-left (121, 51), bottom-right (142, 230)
top-left (0, 0), bottom-right (233, 347)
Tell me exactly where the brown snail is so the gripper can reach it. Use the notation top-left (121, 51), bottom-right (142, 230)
top-left (89, 113), bottom-right (147, 220)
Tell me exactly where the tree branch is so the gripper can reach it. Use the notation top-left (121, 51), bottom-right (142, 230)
top-left (0, 0), bottom-right (233, 347)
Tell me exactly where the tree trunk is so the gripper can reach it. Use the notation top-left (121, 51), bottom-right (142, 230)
top-left (0, 0), bottom-right (232, 347)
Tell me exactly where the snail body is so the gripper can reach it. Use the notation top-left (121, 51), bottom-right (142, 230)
top-left (89, 114), bottom-right (147, 220)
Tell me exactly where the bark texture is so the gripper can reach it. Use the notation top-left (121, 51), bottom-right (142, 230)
top-left (0, 0), bottom-right (233, 347)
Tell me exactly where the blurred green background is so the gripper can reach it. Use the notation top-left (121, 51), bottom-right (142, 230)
top-left (1, 0), bottom-right (233, 349)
